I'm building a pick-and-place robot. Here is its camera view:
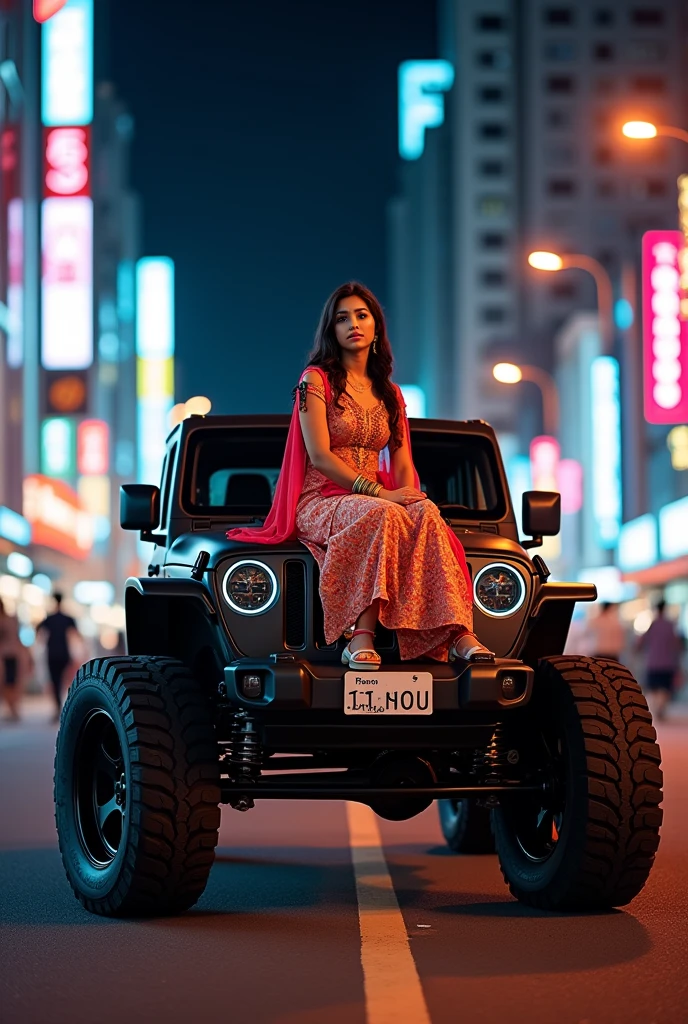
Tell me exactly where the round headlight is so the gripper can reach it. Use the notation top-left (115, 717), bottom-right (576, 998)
top-left (222, 560), bottom-right (278, 615)
top-left (473, 563), bottom-right (526, 617)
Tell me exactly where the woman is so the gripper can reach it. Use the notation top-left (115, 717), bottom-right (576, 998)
top-left (228, 282), bottom-right (493, 669)
top-left (0, 598), bottom-right (28, 721)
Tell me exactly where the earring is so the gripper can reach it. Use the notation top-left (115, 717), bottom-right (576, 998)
top-left (373, 335), bottom-right (378, 354)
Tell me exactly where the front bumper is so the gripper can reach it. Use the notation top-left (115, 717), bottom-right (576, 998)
top-left (223, 656), bottom-right (533, 712)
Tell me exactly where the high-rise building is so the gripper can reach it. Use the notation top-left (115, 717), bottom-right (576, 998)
top-left (389, 0), bottom-right (687, 435)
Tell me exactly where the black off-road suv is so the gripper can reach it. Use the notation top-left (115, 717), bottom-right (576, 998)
top-left (54, 413), bottom-right (663, 917)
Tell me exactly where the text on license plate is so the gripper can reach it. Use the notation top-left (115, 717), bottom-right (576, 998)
top-left (343, 671), bottom-right (433, 715)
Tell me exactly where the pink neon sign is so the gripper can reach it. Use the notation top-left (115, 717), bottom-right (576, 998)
top-left (77, 419), bottom-right (109, 475)
top-left (529, 435), bottom-right (560, 492)
top-left (44, 126), bottom-right (90, 197)
top-left (642, 230), bottom-right (688, 425)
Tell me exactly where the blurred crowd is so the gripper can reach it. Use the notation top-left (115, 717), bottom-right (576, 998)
top-left (566, 598), bottom-right (686, 721)
top-left (0, 592), bottom-right (124, 724)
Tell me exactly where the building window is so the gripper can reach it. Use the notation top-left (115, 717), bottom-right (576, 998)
top-left (479, 159), bottom-right (506, 176)
top-left (593, 43), bottom-right (614, 60)
top-left (546, 109), bottom-right (572, 128)
top-left (480, 269), bottom-right (507, 287)
top-left (595, 78), bottom-right (615, 94)
top-left (631, 8), bottom-right (665, 26)
top-left (596, 180), bottom-right (617, 198)
top-left (627, 40), bottom-right (667, 61)
top-left (477, 14), bottom-right (507, 31)
top-left (638, 179), bottom-right (668, 199)
top-left (478, 122), bottom-right (508, 140)
top-left (544, 7), bottom-right (574, 24)
top-left (546, 75), bottom-right (575, 94)
top-left (632, 76), bottom-right (666, 93)
top-left (546, 143), bottom-right (577, 164)
top-left (595, 145), bottom-right (613, 165)
top-left (481, 307), bottom-right (507, 323)
top-left (480, 232), bottom-right (507, 249)
top-left (478, 195), bottom-right (509, 216)
top-left (593, 9), bottom-right (614, 24)
top-left (476, 49), bottom-right (511, 70)
top-left (479, 85), bottom-right (505, 103)
top-left (547, 178), bottom-right (577, 197)
top-left (544, 41), bottom-right (576, 60)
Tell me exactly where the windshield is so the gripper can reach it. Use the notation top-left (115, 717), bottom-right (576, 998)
top-left (184, 426), bottom-right (507, 520)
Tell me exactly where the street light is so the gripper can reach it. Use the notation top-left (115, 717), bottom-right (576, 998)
top-left (527, 250), bottom-right (614, 353)
top-left (492, 362), bottom-right (560, 435)
top-left (622, 120), bottom-right (688, 145)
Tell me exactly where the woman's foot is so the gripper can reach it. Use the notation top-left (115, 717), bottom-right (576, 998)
top-left (342, 629), bottom-right (381, 670)
top-left (449, 631), bottom-right (495, 663)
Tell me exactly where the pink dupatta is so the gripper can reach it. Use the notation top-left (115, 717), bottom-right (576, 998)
top-left (226, 367), bottom-right (471, 591)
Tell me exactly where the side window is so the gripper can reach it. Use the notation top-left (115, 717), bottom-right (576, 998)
top-left (159, 443), bottom-right (177, 532)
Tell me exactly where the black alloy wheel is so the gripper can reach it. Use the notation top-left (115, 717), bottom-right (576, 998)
top-left (74, 708), bottom-right (127, 867)
top-left (438, 798), bottom-right (495, 854)
top-left (55, 656), bottom-right (221, 917)
top-left (493, 656), bottom-right (663, 911)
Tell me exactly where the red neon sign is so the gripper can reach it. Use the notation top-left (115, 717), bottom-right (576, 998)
top-left (23, 474), bottom-right (93, 559)
top-left (33, 0), bottom-right (68, 23)
top-left (642, 230), bottom-right (688, 424)
top-left (44, 126), bottom-right (90, 198)
top-left (77, 419), bottom-right (109, 475)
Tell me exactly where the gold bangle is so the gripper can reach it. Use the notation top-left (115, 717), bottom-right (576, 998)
top-left (352, 474), bottom-right (365, 494)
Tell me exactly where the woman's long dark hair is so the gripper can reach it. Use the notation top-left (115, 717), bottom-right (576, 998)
top-left (306, 282), bottom-right (402, 450)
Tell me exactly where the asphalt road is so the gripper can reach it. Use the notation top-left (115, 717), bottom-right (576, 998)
top-left (1, 696), bottom-right (687, 1024)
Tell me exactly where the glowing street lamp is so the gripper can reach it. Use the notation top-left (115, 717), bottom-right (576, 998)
top-left (622, 120), bottom-right (688, 145)
top-left (492, 362), bottom-right (559, 435)
top-left (527, 249), bottom-right (614, 353)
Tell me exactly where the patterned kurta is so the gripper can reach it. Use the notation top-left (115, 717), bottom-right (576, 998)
top-left (295, 382), bottom-right (473, 662)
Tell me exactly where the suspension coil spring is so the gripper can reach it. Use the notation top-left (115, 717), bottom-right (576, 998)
top-left (473, 722), bottom-right (509, 782)
top-left (228, 711), bottom-right (263, 780)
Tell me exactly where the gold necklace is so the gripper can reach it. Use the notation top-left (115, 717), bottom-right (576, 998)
top-left (347, 373), bottom-right (373, 393)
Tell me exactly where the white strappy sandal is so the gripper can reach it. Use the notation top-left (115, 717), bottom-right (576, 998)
top-left (449, 631), bottom-right (495, 663)
top-left (341, 628), bottom-right (381, 671)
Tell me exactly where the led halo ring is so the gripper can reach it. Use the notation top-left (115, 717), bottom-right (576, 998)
top-left (222, 559), bottom-right (279, 616)
top-left (473, 562), bottom-right (526, 618)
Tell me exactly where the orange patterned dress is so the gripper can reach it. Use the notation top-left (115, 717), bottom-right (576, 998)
top-left (295, 382), bottom-right (474, 661)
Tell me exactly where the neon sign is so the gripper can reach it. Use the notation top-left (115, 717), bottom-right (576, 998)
top-left (41, 417), bottom-right (76, 477)
top-left (398, 60), bottom-right (454, 161)
top-left (617, 514), bottom-right (657, 573)
top-left (7, 198), bottom-right (23, 368)
top-left (678, 174), bottom-right (688, 320)
top-left (41, 196), bottom-right (93, 369)
top-left (659, 495), bottom-right (688, 561)
top-left (23, 474), bottom-right (93, 559)
top-left (529, 436), bottom-right (559, 491)
top-left (136, 258), bottom-right (175, 486)
top-left (591, 356), bottom-right (622, 547)
top-left (77, 419), bottom-right (109, 475)
top-left (44, 126), bottom-right (90, 197)
top-left (41, 0), bottom-right (93, 126)
top-left (642, 230), bottom-right (688, 424)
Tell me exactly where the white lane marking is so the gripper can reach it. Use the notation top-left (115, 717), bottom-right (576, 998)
top-left (346, 802), bottom-right (432, 1024)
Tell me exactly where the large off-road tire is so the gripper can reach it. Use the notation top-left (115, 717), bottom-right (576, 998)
top-left (54, 656), bottom-right (221, 917)
top-left (438, 798), bottom-right (495, 853)
top-left (493, 656), bottom-right (663, 911)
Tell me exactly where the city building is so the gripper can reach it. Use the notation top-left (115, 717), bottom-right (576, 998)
top-left (0, 0), bottom-right (157, 654)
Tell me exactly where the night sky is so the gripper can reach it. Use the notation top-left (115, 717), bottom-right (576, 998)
top-left (108, 0), bottom-right (437, 414)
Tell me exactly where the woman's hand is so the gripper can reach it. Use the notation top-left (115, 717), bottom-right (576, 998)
top-left (380, 486), bottom-right (427, 506)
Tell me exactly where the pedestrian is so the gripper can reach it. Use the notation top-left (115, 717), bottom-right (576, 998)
top-left (637, 599), bottom-right (685, 722)
top-left (0, 598), bottom-right (29, 722)
top-left (36, 592), bottom-right (79, 722)
top-left (586, 602), bottom-right (626, 661)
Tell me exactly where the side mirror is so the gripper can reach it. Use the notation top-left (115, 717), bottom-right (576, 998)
top-left (522, 491), bottom-right (561, 549)
top-left (120, 484), bottom-right (161, 536)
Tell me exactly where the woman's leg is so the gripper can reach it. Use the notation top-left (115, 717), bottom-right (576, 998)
top-left (350, 600), bottom-right (380, 654)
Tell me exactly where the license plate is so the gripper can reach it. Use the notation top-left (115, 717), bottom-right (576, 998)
top-left (344, 671), bottom-right (433, 716)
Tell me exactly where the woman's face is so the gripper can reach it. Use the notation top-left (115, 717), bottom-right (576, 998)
top-left (333, 296), bottom-right (376, 356)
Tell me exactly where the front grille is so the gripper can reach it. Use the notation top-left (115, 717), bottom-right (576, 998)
top-left (284, 560), bottom-right (306, 649)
